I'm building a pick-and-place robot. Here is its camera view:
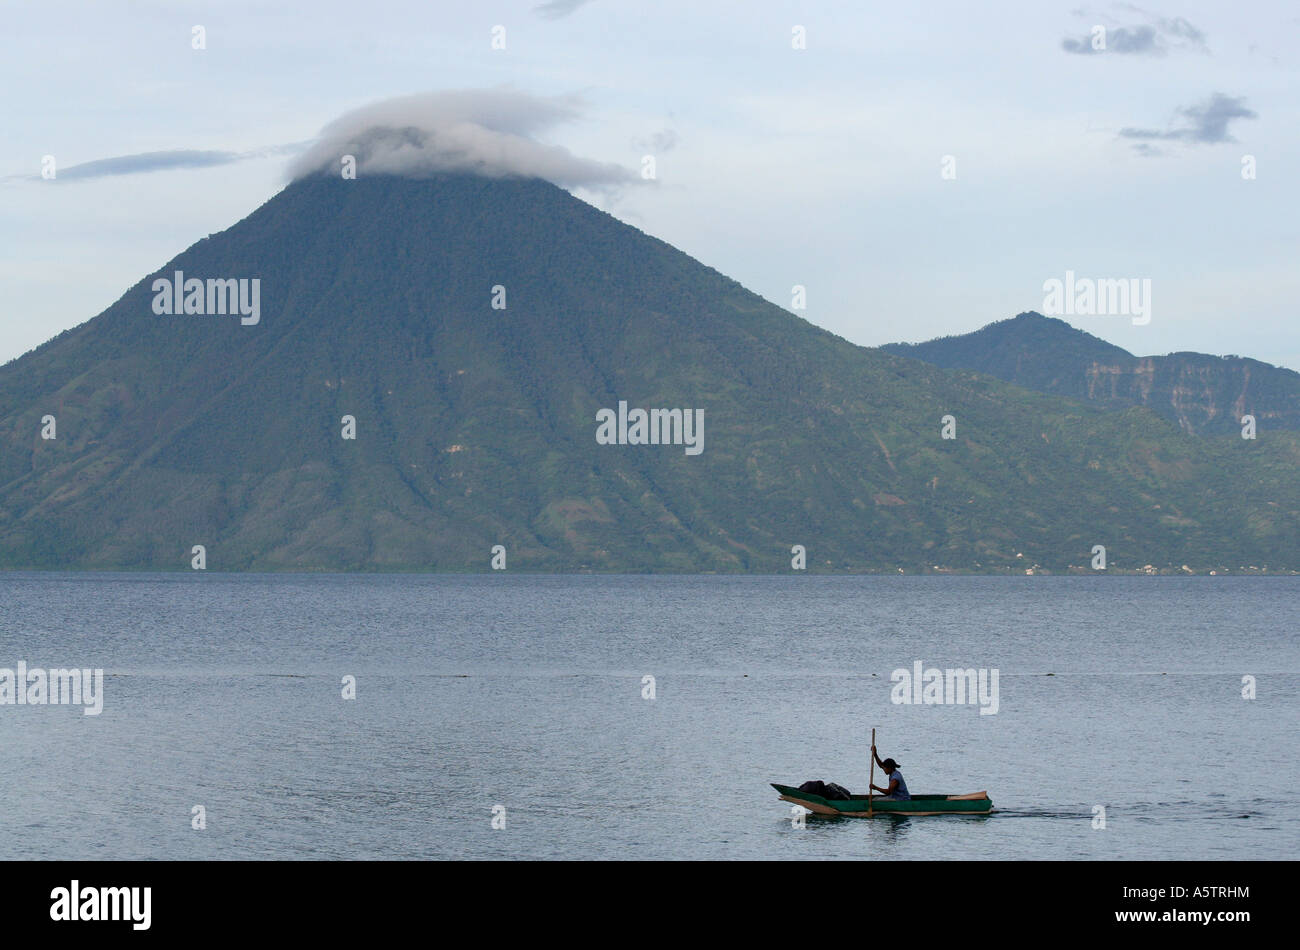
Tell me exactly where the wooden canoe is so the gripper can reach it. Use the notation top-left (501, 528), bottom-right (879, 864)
top-left (773, 783), bottom-right (993, 817)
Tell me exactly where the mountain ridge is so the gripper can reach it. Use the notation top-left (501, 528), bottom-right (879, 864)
top-left (883, 312), bottom-right (1300, 435)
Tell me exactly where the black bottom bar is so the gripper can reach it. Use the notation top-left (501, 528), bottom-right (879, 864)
top-left (3, 860), bottom-right (1282, 937)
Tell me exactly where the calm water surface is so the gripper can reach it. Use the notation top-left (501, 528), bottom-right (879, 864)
top-left (0, 574), bottom-right (1295, 860)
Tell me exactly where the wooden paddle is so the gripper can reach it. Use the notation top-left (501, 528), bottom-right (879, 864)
top-left (868, 728), bottom-right (876, 817)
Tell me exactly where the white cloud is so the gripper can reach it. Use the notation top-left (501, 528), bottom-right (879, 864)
top-left (286, 89), bottom-right (636, 189)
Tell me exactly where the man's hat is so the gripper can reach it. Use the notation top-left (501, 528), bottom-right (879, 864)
top-left (881, 758), bottom-right (900, 769)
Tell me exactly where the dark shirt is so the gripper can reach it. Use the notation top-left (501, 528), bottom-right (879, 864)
top-left (887, 770), bottom-right (910, 800)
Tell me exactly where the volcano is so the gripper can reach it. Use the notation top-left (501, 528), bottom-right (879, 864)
top-left (1, 173), bottom-right (1297, 571)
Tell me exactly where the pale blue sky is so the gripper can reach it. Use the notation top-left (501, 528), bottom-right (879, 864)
top-left (3, 0), bottom-right (1297, 368)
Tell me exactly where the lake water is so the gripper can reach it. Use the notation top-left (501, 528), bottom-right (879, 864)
top-left (0, 573), bottom-right (1295, 860)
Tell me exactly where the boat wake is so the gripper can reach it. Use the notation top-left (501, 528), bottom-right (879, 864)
top-left (993, 799), bottom-right (1277, 821)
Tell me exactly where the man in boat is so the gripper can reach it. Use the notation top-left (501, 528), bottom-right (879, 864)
top-left (869, 744), bottom-right (911, 800)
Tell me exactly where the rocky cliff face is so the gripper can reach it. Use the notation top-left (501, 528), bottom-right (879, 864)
top-left (1083, 355), bottom-right (1293, 434)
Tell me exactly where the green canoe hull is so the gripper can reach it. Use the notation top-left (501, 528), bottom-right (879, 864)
top-left (772, 783), bottom-right (993, 816)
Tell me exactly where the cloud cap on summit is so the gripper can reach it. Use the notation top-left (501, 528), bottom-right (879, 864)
top-left (287, 89), bottom-right (634, 189)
